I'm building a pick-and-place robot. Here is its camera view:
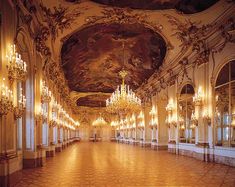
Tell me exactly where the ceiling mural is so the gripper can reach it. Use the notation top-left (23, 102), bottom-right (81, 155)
top-left (90, 0), bottom-right (218, 14)
top-left (61, 23), bottom-right (166, 106)
top-left (76, 94), bottom-right (110, 107)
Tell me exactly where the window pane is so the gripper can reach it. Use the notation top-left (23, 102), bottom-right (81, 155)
top-left (223, 126), bottom-right (229, 142)
top-left (231, 114), bottom-right (235, 147)
top-left (181, 84), bottom-right (195, 95)
top-left (53, 127), bottom-right (57, 143)
top-left (17, 118), bottom-right (22, 149)
top-left (179, 96), bottom-right (194, 143)
top-left (42, 123), bottom-right (48, 145)
top-left (179, 101), bottom-right (186, 142)
top-left (231, 60), bottom-right (235, 81)
top-left (60, 128), bottom-right (63, 142)
top-left (215, 85), bottom-right (229, 115)
top-left (216, 63), bottom-right (229, 87)
top-left (231, 82), bottom-right (235, 116)
top-left (231, 82), bottom-right (235, 146)
top-left (215, 84), bottom-right (229, 146)
top-left (217, 127), bottom-right (222, 145)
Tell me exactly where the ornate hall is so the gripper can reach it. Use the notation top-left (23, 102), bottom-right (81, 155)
top-left (0, 0), bottom-right (235, 186)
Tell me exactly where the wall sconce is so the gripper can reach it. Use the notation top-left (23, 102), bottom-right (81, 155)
top-left (0, 78), bottom-right (14, 116)
top-left (190, 123), bottom-right (196, 129)
top-left (180, 124), bottom-right (185, 130)
top-left (56, 119), bottom-right (60, 127)
top-left (149, 106), bottom-right (158, 129)
top-left (138, 111), bottom-right (145, 129)
top-left (166, 99), bottom-right (174, 112)
top-left (191, 112), bottom-right (198, 126)
top-left (35, 105), bottom-right (43, 122)
top-left (132, 123), bottom-right (136, 129)
top-left (149, 117), bottom-right (158, 129)
top-left (6, 44), bottom-right (27, 83)
top-left (75, 121), bottom-right (80, 127)
top-left (49, 119), bottom-right (57, 127)
top-left (231, 114), bottom-right (235, 127)
top-left (111, 121), bottom-right (119, 128)
top-left (41, 80), bottom-right (52, 103)
top-left (14, 87), bottom-right (26, 119)
top-left (203, 110), bottom-right (211, 126)
top-left (171, 119), bottom-right (177, 127)
top-left (193, 86), bottom-right (203, 105)
top-left (138, 111), bottom-right (144, 119)
top-left (165, 118), bottom-right (170, 128)
top-left (149, 105), bottom-right (157, 115)
top-left (165, 115), bottom-right (177, 128)
top-left (178, 116), bottom-right (184, 125)
top-left (138, 121), bottom-right (145, 130)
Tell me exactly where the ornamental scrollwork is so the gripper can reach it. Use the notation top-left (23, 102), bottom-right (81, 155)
top-left (40, 3), bottom-right (82, 40)
top-left (164, 14), bottom-right (213, 52)
top-left (84, 7), bottom-right (164, 34)
top-left (212, 17), bottom-right (235, 53)
top-left (178, 57), bottom-right (192, 86)
top-left (167, 69), bottom-right (177, 86)
top-left (35, 26), bottom-right (51, 56)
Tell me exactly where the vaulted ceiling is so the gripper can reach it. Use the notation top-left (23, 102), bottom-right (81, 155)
top-left (36, 0), bottom-right (223, 110)
top-left (61, 23), bottom-right (166, 107)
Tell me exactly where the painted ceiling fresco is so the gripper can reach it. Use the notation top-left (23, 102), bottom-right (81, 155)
top-left (61, 23), bottom-right (166, 90)
top-left (76, 94), bottom-right (110, 107)
top-left (91, 0), bottom-right (218, 14)
top-left (61, 23), bottom-right (166, 107)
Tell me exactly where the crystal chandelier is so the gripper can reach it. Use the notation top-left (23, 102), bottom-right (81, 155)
top-left (106, 69), bottom-right (141, 114)
top-left (92, 113), bottom-right (107, 127)
top-left (6, 44), bottom-right (27, 82)
top-left (106, 41), bottom-right (141, 115)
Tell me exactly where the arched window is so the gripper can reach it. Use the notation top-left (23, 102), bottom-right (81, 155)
top-left (52, 107), bottom-right (57, 144)
top-left (178, 84), bottom-right (195, 143)
top-left (17, 82), bottom-right (23, 150)
top-left (42, 103), bottom-right (48, 146)
top-left (215, 60), bottom-right (235, 147)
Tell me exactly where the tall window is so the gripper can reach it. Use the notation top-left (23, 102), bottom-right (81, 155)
top-left (215, 60), bottom-right (235, 147)
top-left (17, 82), bottom-right (23, 150)
top-left (178, 84), bottom-right (195, 143)
top-left (53, 127), bottom-right (57, 144)
top-left (60, 128), bottom-right (63, 142)
top-left (42, 103), bottom-right (48, 146)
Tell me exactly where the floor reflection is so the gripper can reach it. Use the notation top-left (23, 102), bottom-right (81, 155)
top-left (15, 142), bottom-right (235, 187)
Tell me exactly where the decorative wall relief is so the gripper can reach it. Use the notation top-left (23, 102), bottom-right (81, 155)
top-left (85, 7), bottom-right (164, 35)
top-left (167, 69), bottom-right (177, 86)
top-left (178, 57), bottom-right (192, 86)
top-left (212, 17), bottom-right (235, 53)
top-left (40, 3), bottom-right (82, 40)
top-left (160, 77), bottom-right (167, 89)
top-left (21, 0), bottom-right (37, 14)
top-left (164, 14), bottom-right (213, 52)
top-left (35, 26), bottom-right (51, 56)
